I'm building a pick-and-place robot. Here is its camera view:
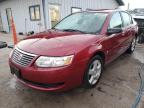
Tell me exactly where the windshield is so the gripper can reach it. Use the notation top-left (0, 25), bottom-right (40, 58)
top-left (54, 12), bottom-right (108, 34)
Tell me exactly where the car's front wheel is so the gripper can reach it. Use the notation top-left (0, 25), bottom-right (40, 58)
top-left (127, 37), bottom-right (137, 54)
top-left (83, 55), bottom-right (104, 88)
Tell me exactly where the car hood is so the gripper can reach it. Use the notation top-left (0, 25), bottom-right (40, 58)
top-left (17, 31), bottom-right (101, 56)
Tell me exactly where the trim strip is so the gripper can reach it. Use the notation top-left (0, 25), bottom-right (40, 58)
top-left (15, 47), bottom-right (37, 57)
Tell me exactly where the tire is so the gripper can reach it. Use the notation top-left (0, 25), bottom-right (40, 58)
top-left (83, 55), bottom-right (104, 88)
top-left (126, 37), bottom-right (136, 54)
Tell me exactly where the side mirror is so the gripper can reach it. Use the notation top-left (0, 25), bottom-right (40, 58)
top-left (107, 28), bottom-right (122, 35)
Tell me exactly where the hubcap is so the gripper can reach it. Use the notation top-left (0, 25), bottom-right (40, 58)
top-left (88, 60), bottom-right (102, 85)
top-left (131, 38), bottom-right (136, 51)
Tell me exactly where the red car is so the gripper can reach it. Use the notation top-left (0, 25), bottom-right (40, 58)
top-left (9, 9), bottom-right (138, 91)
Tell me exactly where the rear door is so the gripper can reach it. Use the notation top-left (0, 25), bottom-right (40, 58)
top-left (120, 12), bottom-right (133, 50)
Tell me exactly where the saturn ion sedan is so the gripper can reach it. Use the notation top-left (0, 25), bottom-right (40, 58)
top-left (9, 9), bottom-right (138, 91)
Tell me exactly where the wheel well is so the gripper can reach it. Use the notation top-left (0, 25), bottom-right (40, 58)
top-left (92, 51), bottom-right (105, 64)
top-left (135, 33), bottom-right (138, 39)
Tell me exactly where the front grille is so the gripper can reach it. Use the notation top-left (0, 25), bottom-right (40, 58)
top-left (12, 48), bottom-right (37, 66)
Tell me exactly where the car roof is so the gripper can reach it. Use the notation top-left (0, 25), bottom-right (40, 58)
top-left (86, 9), bottom-right (121, 13)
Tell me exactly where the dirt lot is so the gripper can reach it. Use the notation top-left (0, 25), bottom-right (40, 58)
top-left (0, 33), bottom-right (144, 108)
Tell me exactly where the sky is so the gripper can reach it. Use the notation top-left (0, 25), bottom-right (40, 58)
top-left (121, 0), bottom-right (144, 10)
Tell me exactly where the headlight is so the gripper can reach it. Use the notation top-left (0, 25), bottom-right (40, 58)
top-left (35, 55), bottom-right (74, 68)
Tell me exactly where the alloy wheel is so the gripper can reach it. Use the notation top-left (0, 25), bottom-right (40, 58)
top-left (88, 60), bottom-right (102, 85)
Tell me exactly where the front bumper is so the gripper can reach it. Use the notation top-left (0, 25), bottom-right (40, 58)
top-left (9, 58), bottom-right (87, 92)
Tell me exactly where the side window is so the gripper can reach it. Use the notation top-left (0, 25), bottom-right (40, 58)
top-left (109, 12), bottom-right (122, 29)
top-left (121, 12), bottom-right (131, 27)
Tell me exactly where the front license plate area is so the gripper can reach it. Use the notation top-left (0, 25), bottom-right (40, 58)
top-left (10, 66), bottom-right (21, 78)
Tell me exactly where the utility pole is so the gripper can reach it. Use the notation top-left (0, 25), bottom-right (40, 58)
top-left (127, 3), bottom-right (130, 10)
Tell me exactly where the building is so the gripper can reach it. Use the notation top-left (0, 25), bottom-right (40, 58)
top-left (0, 0), bottom-right (124, 34)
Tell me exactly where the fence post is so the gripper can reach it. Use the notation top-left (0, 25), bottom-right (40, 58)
top-left (11, 16), bottom-right (18, 45)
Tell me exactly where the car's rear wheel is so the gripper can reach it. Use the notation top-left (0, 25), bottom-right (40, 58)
top-left (127, 37), bottom-right (136, 54)
top-left (83, 55), bottom-right (104, 88)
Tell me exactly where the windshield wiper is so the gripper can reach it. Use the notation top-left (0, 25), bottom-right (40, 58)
top-left (52, 28), bottom-right (62, 31)
top-left (62, 29), bottom-right (87, 34)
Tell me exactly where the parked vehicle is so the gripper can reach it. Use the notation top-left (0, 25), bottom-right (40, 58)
top-left (9, 9), bottom-right (138, 91)
top-left (0, 41), bottom-right (7, 49)
top-left (133, 15), bottom-right (144, 43)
